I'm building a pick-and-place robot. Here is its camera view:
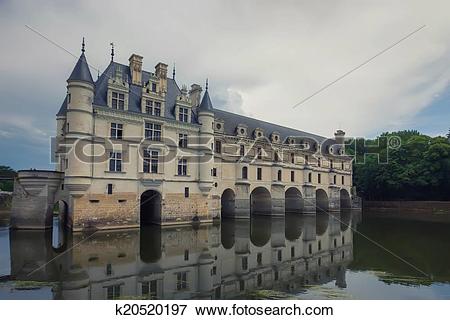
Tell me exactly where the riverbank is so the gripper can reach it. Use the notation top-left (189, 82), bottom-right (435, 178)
top-left (363, 201), bottom-right (450, 223)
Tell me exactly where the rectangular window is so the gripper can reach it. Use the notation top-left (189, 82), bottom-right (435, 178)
top-left (112, 92), bottom-right (125, 110)
top-left (184, 249), bottom-right (189, 261)
top-left (110, 123), bottom-right (123, 140)
top-left (330, 160), bottom-right (333, 168)
top-left (277, 250), bottom-right (282, 262)
top-left (291, 153), bottom-right (295, 164)
top-left (318, 173), bottom-right (321, 184)
top-left (257, 167), bottom-right (262, 180)
top-left (179, 107), bottom-right (188, 122)
top-left (341, 162), bottom-right (345, 170)
top-left (144, 122), bottom-right (161, 141)
top-left (291, 246), bottom-right (295, 258)
top-left (305, 155), bottom-right (309, 164)
top-left (211, 266), bottom-right (217, 276)
top-left (178, 159), bottom-right (187, 176)
top-left (145, 100), bottom-right (153, 114)
top-left (317, 157), bottom-right (321, 167)
top-left (212, 168), bottom-right (217, 177)
top-left (318, 240), bottom-right (322, 251)
top-left (242, 257), bottom-right (248, 270)
top-left (184, 187), bottom-right (189, 198)
top-left (215, 140), bottom-right (222, 154)
top-left (109, 152), bottom-right (122, 172)
top-left (257, 253), bottom-right (262, 265)
top-left (106, 284), bottom-right (121, 300)
top-left (240, 145), bottom-right (245, 156)
top-left (178, 133), bottom-right (188, 148)
top-left (107, 183), bottom-right (113, 195)
top-left (176, 272), bottom-right (188, 291)
top-left (152, 83), bottom-right (157, 93)
top-left (308, 243), bottom-right (312, 254)
top-left (274, 152), bottom-right (279, 162)
top-left (154, 102), bottom-right (161, 116)
top-left (143, 150), bottom-right (158, 173)
top-left (290, 171), bottom-right (295, 182)
top-left (341, 176), bottom-right (345, 185)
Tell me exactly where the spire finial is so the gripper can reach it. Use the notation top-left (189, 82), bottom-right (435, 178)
top-left (81, 37), bottom-right (85, 53)
top-left (206, 78), bottom-right (209, 90)
top-left (172, 63), bottom-right (176, 80)
top-left (110, 42), bottom-right (115, 61)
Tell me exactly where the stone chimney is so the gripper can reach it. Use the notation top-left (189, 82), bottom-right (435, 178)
top-left (155, 62), bottom-right (168, 93)
top-left (334, 129), bottom-right (346, 145)
top-left (189, 84), bottom-right (202, 107)
top-left (129, 54), bottom-right (143, 85)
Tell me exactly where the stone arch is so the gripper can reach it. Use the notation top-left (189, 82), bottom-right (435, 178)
top-left (140, 189), bottom-right (162, 225)
top-left (340, 189), bottom-right (351, 210)
top-left (285, 187), bottom-right (303, 213)
top-left (250, 186), bottom-right (271, 215)
top-left (221, 188), bottom-right (236, 218)
top-left (316, 188), bottom-right (329, 213)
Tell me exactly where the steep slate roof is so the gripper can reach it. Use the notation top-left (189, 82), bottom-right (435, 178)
top-left (67, 52), bottom-right (94, 84)
top-left (198, 88), bottom-right (214, 112)
top-left (57, 59), bottom-right (330, 144)
top-left (213, 108), bottom-right (327, 142)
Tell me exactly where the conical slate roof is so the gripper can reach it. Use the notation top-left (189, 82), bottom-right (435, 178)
top-left (67, 52), bottom-right (94, 84)
top-left (198, 89), bottom-right (213, 112)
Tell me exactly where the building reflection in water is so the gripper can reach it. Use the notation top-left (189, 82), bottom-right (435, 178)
top-left (8, 212), bottom-right (354, 299)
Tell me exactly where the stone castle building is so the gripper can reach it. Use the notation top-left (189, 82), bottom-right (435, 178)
top-left (11, 40), bottom-right (357, 231)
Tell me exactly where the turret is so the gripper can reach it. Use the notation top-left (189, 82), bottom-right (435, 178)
top-left (64, 38), bottom-right (95, 193)
top-left (197, 80), bottom-right (214, 194)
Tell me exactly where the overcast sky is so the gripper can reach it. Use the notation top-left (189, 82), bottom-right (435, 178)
top-left (0, 0), bottom-right (449, 170)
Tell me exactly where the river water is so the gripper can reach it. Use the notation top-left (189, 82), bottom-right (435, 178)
top-left (0, 211), bottom-right (449, 299)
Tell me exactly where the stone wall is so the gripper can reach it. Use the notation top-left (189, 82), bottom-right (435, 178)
top-left (72, 192), bottom-right (139, 230)
top-left (163, 193), bottom-right (211, 224)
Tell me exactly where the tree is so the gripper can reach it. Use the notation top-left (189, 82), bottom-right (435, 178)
top-left (353, 131), bottom-right (450, 201)
top-left (0, 165), bottom-right (16, 192)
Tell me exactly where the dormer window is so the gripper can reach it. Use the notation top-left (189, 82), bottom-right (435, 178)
top-left (236, 124), bottom-right (247, 137)
top-left (145, 100), bottom-right (161, 117)
top-left (151, 82), bottom-right (157, 93)
top-left (271, 132), bottom-right (280, 143)
top-left (253, 128), bottom-right (264, 139)
top-left (112, 92), bottom-right (125, 110)
top-left (179, 107), bottom-right (189, 122)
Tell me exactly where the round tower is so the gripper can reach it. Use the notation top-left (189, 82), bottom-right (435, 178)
top-left (197, 80), bottom-right (214, 194)
top-left (64, 38), bottom-right (95, 193)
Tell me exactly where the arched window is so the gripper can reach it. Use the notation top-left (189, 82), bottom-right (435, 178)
top-left (308, 172), bottom-right (312, 183)
top-left (277, 170), bottom-right (282, 181)
top-left (242, 166), bottom-right (248, 179)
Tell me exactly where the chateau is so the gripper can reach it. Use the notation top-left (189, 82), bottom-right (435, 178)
top-left (11, 40), bottom-right (357, 231)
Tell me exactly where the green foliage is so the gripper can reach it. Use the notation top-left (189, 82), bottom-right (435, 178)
top-left (0, 166), bottom-right (16, 192)
top-left (353, 131), bottom-right (450, 200)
